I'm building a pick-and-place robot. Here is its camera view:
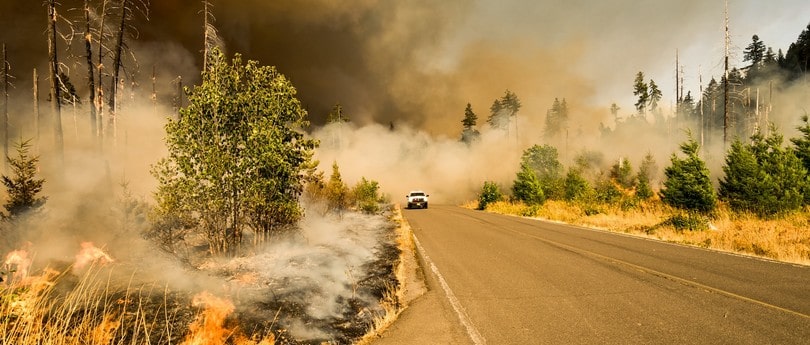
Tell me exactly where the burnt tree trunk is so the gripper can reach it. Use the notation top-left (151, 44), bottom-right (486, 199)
top-left (84, 0), bottom-right (97, 143)
top-left (33, 69), bottom-right (39, 149)
top-left (47, 0), bottom-right (63, 159)
top-left (3, 43), bottom-right (8, 171)
top-left (108, 0), bottom-right (129, 142)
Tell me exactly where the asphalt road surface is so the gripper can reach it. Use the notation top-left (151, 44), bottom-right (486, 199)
top-left (374, 205), bottom-right (810, 345)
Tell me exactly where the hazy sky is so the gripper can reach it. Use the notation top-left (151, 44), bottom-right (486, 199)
top-left (1, 0), bottom-right (809, 135)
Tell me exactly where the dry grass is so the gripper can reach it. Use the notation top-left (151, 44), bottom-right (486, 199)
top-left (0, 258), bottom-right (276, 345)
top-left (355, 205), bottom-right (414, 345)
top-left (476, 200), bottom-right (810, 265)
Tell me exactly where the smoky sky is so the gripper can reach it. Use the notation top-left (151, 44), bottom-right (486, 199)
top-left (1, 1), bottom-right (809, 136)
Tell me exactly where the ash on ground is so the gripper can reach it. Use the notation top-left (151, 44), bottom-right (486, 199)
top-left (202, 207), bottom-right (401, 344)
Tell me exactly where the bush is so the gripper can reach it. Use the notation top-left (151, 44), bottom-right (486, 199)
top-left (512, 165), bottom-right (546, 205)
top-left (353, 177), bottom-right (381, 214)
top-left (563, 168), bottom-right (591, 202)
top-left (594, 178), bottom-right (622, 204)
top-left (665, 213), bottom-right (710, 232)
top-left (478, 181), bottom-right (503, 210)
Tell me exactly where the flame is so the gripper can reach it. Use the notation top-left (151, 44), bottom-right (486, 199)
top-left (182, 291), bottom-right (236, 345)
top-left (74, 242), bottom-right (114, 269)
top-left (3, 249), bottom-right (32, 282)
top-left (91, 314), bottom-right (121, 344)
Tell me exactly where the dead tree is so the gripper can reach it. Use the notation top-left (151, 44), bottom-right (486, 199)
top-left (47, 0), bottom-right (64, 159)
top-left (2, 44), bottom-right (8, 171)
top-left (84, 0), bottom-right (97, 143)
top-left (33, 69), bottom-right (39, 149)
top-left (108, 0), bottom-right (130, 142)
top-left (202, 1), bottom-right (221, 72)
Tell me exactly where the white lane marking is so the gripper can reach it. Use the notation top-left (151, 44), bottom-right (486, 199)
top-left (413, 234), bottom-right (486, 345)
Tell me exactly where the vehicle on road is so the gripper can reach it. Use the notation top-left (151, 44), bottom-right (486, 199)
top-left (406, 191), bottom-right (429, 209)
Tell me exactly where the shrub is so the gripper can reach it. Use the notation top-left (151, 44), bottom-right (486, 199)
top-left (512, 164), bottom-right (546, 206)
top-left (563, 168), bottom-right (591, 202)
top-left (478, 181), bottom-right (503, 210)
top-left (353, 177), bottom-right (381, 214)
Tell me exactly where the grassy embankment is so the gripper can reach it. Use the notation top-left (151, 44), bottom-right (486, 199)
top-left (467, 199), bottom-right (810, 265)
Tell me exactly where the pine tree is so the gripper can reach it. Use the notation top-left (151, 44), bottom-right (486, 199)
top-left (460, 103), bottom-right (480, 144)
top-left (563, 168), bottom-right (591, 202)
top-left (487, 98), bottom-right (506, 129)
top-left (743, 34), bottom-right (766, 66)
top-left (660, 135), bottom-right (716, 214)
top-left (609, 157), bottom-right (635, 189)
top-left (633, 72), bottom-right (648, 115)
top-left (520, 144), bottom-right (564, 199)
top-left (2, 140), bottom-right (47, 218)
top-left (722, 127), bottom-right (808, 216)
top-left (648, 79), bottom-right (662, 114)
top-left (327, 103), bottom-right (350, 123)
top-left (791, 114), bottom-right (810, 174)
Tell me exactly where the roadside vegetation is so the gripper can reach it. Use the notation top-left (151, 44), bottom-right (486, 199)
top-left (470, 122), bottom-right (810, 264)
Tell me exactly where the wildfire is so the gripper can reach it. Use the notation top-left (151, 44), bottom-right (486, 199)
top-left (182, 291), bottom-right (236, 345)
top-left (181, 291), bottom-right (276, 345)
top-left (74, 241), bottom-right (114, 269)
top-left (3, 249), bottom-right (32, 282)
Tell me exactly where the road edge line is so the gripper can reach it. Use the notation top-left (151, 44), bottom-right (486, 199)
top-left (413, 234), bottom-right (487, 345)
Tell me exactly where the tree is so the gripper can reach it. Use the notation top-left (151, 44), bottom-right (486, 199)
top-left (487, 98), bottom-right (506, 130)
top-left (47, 0), bottom-right (64, 158)
top-left (791, 114), bottom-right (810, 204)
top-left (743, 34), bottom-right (767, 67)
top-left (633, 71), bottom-right (648, 115)
top-left (660, 135), bottom-right (717, 215)
top-left (721, 127), bottom-right (808, 216)
top-left (353, 177), bottom-right (381, 214)
top-left (152, 49), bottom-right (317, 255)
top-left (477, 181), bottom-right (502, 210)
top-left (520, 144), bottom-right (564, 199)
top-left (636, 152), bottom-right (658, 200)
top-left (512, 164), bottom-right (545, 205)
top-left (544, 98), bottom-right (569, 140)
top-left (563, 168), bottom-right (591, 202)
top-left (325, 161), bottom-right (350, 214)
top-left (327, 103), bottom-right (350, 123)
top-left (460, 103), bottom-right (480, 144)
top-left (83, 0), bottom-right (98, 141)
top-left (648, 79), bottom-right (662, 115)
top-left (2, 140), bottom-right (47, 219)
top-left (609, 157), bottom-right (635, 189)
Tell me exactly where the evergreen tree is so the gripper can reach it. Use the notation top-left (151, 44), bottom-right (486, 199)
top-left (478, 181), bottom-right (502, 210)
top-left (487, 98), bottom-right (507, 130)
top-left (633, 72), bottom-right (648, 115)
top-left (781, 23), bottom-right (810, 80)
top-left (660, 135), bottom-right (717, 214)
top-left (2, 140), bottom-right (46, 218)
top-left (791, 114), bottom-right (810, 174)
top-left (512, 164), bottom-right (545, 205)
top-left (743, 34), bottom-right (766, 66)
top-left (325, 161), bottom-right (350, 213)
top-left (722, 127), bottom-right (808, 216)
top-left (609, 157), bottom-right (635, 189)
top-left (327, 103), bottom-right (349, 123)
top-left (544, 98), bottom-right (569, 139)
top-left (563, 168), bottom-right (591, 202)
top-left (501, 89), bottom-right (522, 117)
top-left (461, 103), bottom-right (480, 144)
top-left (648, 79), bottom-right (662, 114)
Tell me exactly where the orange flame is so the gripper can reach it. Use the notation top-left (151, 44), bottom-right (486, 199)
top-left (3, 249), bottom-right (32, 281)
top-left (74, 242), bottom-right (114, 269)
top-left (182, 291), bottom-right (236, 345)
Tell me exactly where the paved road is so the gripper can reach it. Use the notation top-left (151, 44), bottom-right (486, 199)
top-left (374, 205), bottom-right (810, 345)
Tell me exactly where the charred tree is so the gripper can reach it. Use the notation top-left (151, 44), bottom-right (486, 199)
top-left (47, 0), bottom-right (64, 159)
top-left (33, 69), bottom-right (39, 149)
top-left (84, 0), bottom-right (98, 143)
top-left (96, 0), bottom-right (108, 141)
top-left (3, 44), bottom-right (8, 171)
top-left (108, 0), bottom-right (130, 142)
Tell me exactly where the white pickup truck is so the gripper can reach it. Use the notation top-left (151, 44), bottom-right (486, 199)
top-left (405, 191), bottom-right (429, 209)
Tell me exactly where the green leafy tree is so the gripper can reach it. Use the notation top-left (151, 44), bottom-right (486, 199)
top-left (2, 140), bottom-right (47, 219)
top-left (512, 164), bottom-right (545, 205)
top-left (151, 49), bottom-right (317, 254)
top-left (353, 177), bottom-right (381, 214)
top-left (460, 103), bottom-right (480, 144)
top-left (478, 181), bottom-right (502, 210)
top-left (520, 144), bottom-right (564, 199)
top-left (660, 135), bottom-right (717, 215)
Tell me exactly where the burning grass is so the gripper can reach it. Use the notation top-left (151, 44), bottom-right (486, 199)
top-left (478, 200), bottom-right (810, 265)
top-left (1, 206), bottom-right (403, 345)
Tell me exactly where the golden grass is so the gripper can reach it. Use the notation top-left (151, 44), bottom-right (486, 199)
top-left (475, 200), bottom-right (810, 265)
top-left (0, 260), bottom-right (276, 345)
